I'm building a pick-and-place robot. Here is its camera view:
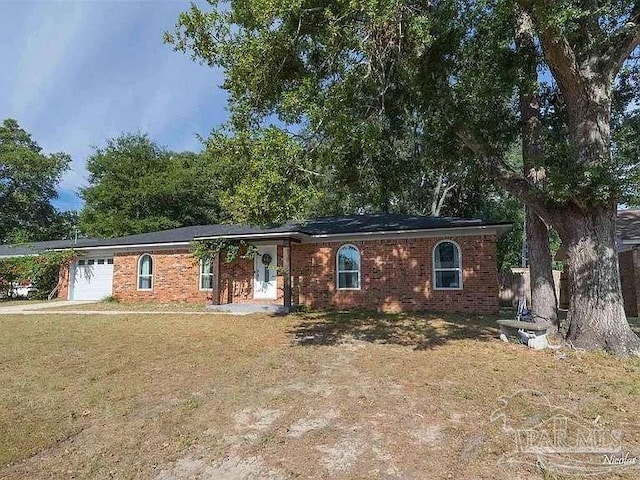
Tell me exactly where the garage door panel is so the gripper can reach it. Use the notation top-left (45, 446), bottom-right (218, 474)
top-left (70, 258), bottom-right (114, 300)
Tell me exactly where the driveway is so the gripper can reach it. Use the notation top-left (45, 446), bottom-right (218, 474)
top-left (0, 300), bottom-right (97, 314)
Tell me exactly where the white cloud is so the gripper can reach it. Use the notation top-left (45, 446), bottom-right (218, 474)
top-left (0, 1), bottom-right (229, 210)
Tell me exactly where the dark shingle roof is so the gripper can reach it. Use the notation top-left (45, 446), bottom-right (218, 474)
top-left (0, 214), bottom-right (511, 256)
top-left (71, 225), bottom-right (219, 248)
top-left (291, 214), bottom-right (503, 235)
top-left (0, 239), bottom-right (79, 257)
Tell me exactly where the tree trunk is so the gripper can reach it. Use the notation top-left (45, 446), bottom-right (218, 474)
top-left (527, 208), bottom-right (558, 325)
top-left (515, 7), bottom-right (558, 327)
top-left (560, 206), bottom-right (640, 355)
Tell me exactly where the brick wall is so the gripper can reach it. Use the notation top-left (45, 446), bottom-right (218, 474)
top-left (291, 235), bottom-right (499, 314)
top-left (619, 249), bottom-right (639, 317)
top-left (217, 246), bottom-right (284, 305)
top-left (58, 236), bottom-right (499, 313)
top-left (110, 247), bottom-right (283, 305)
top-left (111, 250), bottom-right (208, 303)
top-left (57, 263), bottom-right (70, 299)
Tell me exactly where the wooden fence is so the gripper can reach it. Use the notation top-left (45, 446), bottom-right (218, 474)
top-left (498, 268), bottom-right (564, 308)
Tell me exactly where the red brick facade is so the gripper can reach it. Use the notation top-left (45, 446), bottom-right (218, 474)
top-left (291, 235), bottom-right (499, 313)
top-left (619, 249), bottom-right (640, 317)
top-left (108, 247), bottom-right (285, 305)
top-left (60, 234), bottom-right (500, 313)
top-left (112, 250), bottom-right (210, 303)
top-left (57, 263), bottom-right (70, 300)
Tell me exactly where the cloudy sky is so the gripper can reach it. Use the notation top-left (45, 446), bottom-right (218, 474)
top-left (0, 0), bottom-right (227, 211)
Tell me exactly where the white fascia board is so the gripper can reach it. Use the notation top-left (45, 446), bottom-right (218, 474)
top-left (0, 253), bottom-right (40, 258)
top-left (303, 224), bottom-right (511, 243)
top-left (620, 240), bottom-right (640, 245)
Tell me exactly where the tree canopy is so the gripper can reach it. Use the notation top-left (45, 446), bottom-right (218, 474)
top-left (0, 119), bottom-right (71, 244)
top-left (79, 133), bottom-right (221, 237)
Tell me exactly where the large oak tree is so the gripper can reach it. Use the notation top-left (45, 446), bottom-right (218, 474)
top-left (167, 0), bottom-right (640, 355)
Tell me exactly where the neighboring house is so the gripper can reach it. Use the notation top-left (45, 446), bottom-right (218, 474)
top-left (0, 214), bottom-right (511, 313)
top-left (617, 209), bottom-right (640, 316)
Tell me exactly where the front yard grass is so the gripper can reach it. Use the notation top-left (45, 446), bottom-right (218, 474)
top-left (46, 300), bottom-right (208, 312)
top-left (1, 311), bottom-right (639, 479)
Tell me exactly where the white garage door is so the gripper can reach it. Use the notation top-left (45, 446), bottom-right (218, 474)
top-left (70, 257), bottom-right (114, 300)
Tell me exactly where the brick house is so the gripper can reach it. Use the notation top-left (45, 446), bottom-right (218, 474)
top-left (553, 209), bottom-right (640, 316)
top-left (0, 214), bottom-right (511, 314)
top-left (617, 209), bottom-right (640, 316)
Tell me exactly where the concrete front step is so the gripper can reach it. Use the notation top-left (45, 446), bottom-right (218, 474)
top-left (206, 303), bottom-right (293, 315)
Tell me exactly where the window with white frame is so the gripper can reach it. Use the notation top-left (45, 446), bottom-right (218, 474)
top-left (200, 258), bottom-right (214, 290)
top-left (337, 244), bottom-right (361, 290)
top-left (433, 241), bottom-right (462, 289)
top-left (138, 254), bottom-right (153, 290)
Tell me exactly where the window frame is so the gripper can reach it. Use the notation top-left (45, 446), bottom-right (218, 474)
top-left (336, 244), bottom-right (361, 291)
top-left (137, 254), bottom-right (154, 291)
top-left (433, 240), bottom-right (463, 290)
top-left (199, 258), bottom-right (214, 291)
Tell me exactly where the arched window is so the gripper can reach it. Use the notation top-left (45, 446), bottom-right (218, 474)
top-left (137, 254), bottom-right (153, 290)
top-left (433, 241), bottom-right (462, 290)
top-left (199, 258), bottom-right (214, 290)
top-left (337, 244), bottom-right (361, 290)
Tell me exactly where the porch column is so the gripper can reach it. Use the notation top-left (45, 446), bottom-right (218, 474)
top-left (212, 251), bottom-right (220, 305)
top-left (283, 239), bottom-right (292, 309)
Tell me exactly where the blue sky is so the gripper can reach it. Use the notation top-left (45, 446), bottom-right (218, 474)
top-left (0, 0), bottom-right (227, 211)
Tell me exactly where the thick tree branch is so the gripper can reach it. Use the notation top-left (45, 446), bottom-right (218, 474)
top-left (517, 0), bottom-right (584, 96)
top-left (606, 2), bottom-right (640, 74)
top-left (456, 129), bottom-right (557, 225)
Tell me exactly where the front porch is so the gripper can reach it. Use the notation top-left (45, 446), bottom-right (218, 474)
top-left (205, 237), bottom-right (295, 311)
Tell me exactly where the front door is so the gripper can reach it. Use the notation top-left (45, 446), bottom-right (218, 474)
top-left (254, 245), bottom-right (277, 299)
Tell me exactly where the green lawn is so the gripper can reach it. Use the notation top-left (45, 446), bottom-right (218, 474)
top-left (1, 311), bottom-right (639, 479)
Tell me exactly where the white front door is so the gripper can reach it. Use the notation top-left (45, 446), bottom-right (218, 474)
top-left (254, 245), bottom-right (277, 299)
top-left (70, 257), bottom-right (114, 300)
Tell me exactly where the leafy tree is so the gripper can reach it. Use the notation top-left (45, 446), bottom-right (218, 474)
top-left (204, 127), bottom-right (321, 224)
top-left (0, 119), bottom-right (70, 244)
top-left (80, 133), bottom-right (221, 237)
top-left (168, 1), bottom-right (640, 354)
top-left (0, 250), bottom-right (74, 299)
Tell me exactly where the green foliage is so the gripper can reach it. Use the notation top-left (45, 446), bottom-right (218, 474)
top-left (80, 133), bottom-right (221, 237)
top-left (475, 193), bottom-right (525, 271)
top-left (0, 119), bottom-right (71, 244)
top-left (166, 0), bottom-right (640, 214)
top-left (191, 239), bottom-right (258, 264)
top-left (0, 250), bottom-right (74, 299)
top-left (204, 127), bottom-right (321, 225)
top-left (167, 1), bottom-right (495, 218)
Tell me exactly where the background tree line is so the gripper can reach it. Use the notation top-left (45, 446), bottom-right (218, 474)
top-left (1, 117), bottom-right (530, 271)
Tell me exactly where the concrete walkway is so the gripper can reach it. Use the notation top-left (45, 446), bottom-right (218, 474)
top-left (0, 300), bottom-right (98, 314)
top-left (0, 300), bottom-right (254, 316)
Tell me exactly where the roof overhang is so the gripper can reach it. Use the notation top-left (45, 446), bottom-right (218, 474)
top-left (40, 223), bottom-right (513, 254)
top-left (55, 241), bottom-right (192, 252)
top-left (193, 231), bottom-right (308, 242)
top-left (303, 223), bottom-right (512, 242)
